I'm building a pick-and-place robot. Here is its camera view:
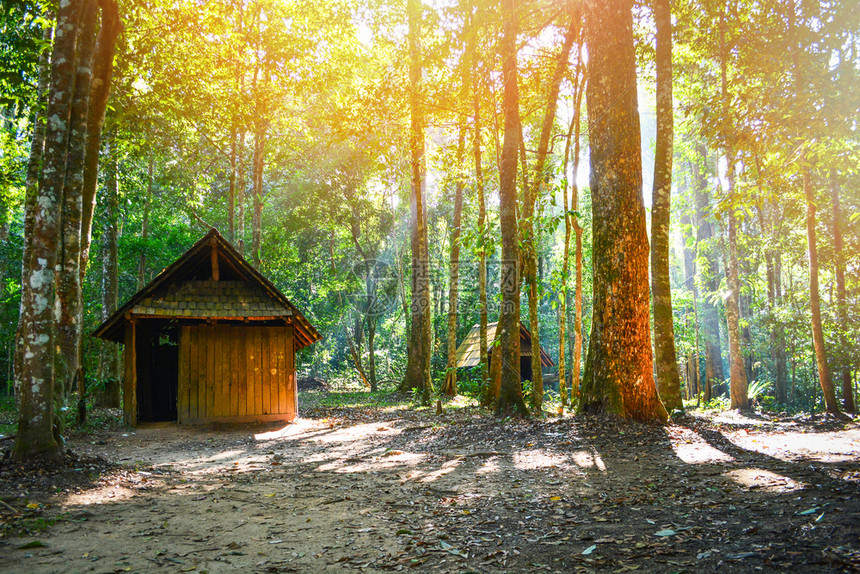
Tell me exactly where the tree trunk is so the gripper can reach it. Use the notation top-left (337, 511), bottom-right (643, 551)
top-left (578, 0), bottom-right (667, 422)
top-left (13, 0), bottom-right (82, 463)
top-left (522, 13), bottom-right (578, 413)
top-left (693, 149), bottom-right (723, 400)
top-left (402, 0), bottom-right (432, 404)
top-left (55, 0), bottom-right (98, 407)
top-left (804, 170), bottom-right (839, 413)
top-left (474, 70), bottom-right (490, 404)
top-left (138, 155), bottom-right (153, 289)
top-left (830, 173), bottom-right (853, 412)
top-left (251, 126), bottom-right (265, 269)
top-left (560, 46), bottom-right (585, 410)
top-left (442, 122), bottom-right (466, 397)
top-left (228, 128), bottom-right (237, 242)
top-left (97, 145), bottom-right (120, 407)
top-left (237, 130), bottom-right (246, 254)
top-left (79, 0), bottom-right (120, 279)
top-left (14, 21), bottom-right (53, 398)
top-left (650, 0), bottom-right (682, 413)
top-left (495, 0), bottom-right (527, 417)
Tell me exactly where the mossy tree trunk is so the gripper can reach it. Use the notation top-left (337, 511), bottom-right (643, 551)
top-left (578, 0), bottom-right (667, 423)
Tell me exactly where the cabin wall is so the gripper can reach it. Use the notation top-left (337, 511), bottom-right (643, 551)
top-left (122, 320), bottom-right (137, 426)
top-left (178, 324), bottom-right (296, 424)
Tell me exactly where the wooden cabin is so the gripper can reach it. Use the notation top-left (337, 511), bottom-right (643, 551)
top-left (454, 321), bottom-right (554, 382)
top-left (93, 228), bottom-right (321, 425)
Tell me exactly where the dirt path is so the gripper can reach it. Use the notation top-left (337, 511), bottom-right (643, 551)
top-left (1, 403), bottom-right (859, 573)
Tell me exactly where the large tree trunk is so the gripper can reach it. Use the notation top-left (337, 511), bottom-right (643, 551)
top-left (522, 14), bottom-right (578, 413)
top-left (495, 0), bottom-right (527, 417)
top-left (55, 0), bottom-right (98, 407)
top-left (830, 172), bottom-right (853, 412)
top-left (79, 0), bottom-right (120, 279)
top-left (441, 123), bottom-right (466, 397)
top-left (13, 0), bottom-right (83, 463)
top-left (578, 0), bottom-right (667, 422)
top-left (402, 0), bottom-right (432, 404)
top-left (650, 0), bottom-right (682, 412)
top-left (14, 21), bottom-right (53, 398)
top-left (97, 145), bottom-right (120, 407)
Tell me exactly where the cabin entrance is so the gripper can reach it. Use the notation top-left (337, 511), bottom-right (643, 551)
top-left (136, 321), bottom-right (179, 422)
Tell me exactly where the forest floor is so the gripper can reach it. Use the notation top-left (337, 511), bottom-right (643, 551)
top-left (1, 392), bottom-right (859, 573)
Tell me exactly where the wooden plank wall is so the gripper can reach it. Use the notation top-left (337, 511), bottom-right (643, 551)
top-left (178, 325), bottom-right (295, 423)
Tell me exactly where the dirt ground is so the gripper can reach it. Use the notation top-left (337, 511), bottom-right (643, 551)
top-left (1, 396), bottom-right (859, 573)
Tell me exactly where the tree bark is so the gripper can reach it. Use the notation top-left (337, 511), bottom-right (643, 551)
top-left (830, 172), bottom-right (853, 412)
top-left (650, 0), bottom-right (682, 413)
top-left (578, 0), bottom-right (667, 422)
top-left (79, 0), bottom-right (121, 279)
top-left (14, 0), bottom-right (82, 463)
top-left (495, 0), bottom-right (527, 417)
top-left (402, 0), bottom-right (432, 404)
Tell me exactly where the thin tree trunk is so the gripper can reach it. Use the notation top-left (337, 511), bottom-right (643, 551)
top-left (14, 0), bottom-right (82, 463)
top-left (830, 172), bottom-right (853, 412)
top-left (650, 0), bottom-right (681, 412)
top-left (718, 10), bottom-right (748, 411)
top-left (251, 126), bottom-right (265, 269)
top-left (402, 0), bottom-right (432, 404)
top-left (804, 170), bottom-right (839, 413)
top-left (237, 130), bottom-right (246, 254)
top-left (578, 0), bottom-right (667, 422)
top-left (522, 13), bottom-right (578, 413)
top-left (693, 149), bottom-right (723, 400)
top-left (442, 122), bottom-right (466, 397)
top-left (789, 1), bottom-right (839, 415)
top-left (474, 71), bottom-right (490, 404)
top-left (560, 48), bottom-right (585, 410)
top-left (228, 128), bottom-right (237, 242)
top-left (495, 0), bottom-right (527, 417)
top-left (97, 144), bottom-right (120, 407)
top-left (138, 155), bottom-right (153, 289)
top-left (79, 0), bottom-right (120, 279)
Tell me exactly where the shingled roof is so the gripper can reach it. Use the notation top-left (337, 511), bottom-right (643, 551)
top-left (93, 228), bottom-right (321, 348)
top-left (454, 321), bottom-right (554, 369)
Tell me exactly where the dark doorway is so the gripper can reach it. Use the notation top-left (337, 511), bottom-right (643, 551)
top-left (137, 323), bottom-right (179, 422)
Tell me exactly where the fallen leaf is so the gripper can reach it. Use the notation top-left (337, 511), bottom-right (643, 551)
top-left (583, 545), bottom-right (597, 555)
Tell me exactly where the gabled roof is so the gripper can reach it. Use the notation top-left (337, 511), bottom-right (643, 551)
top-left (454, 321), bottom-right (554, 369)
top-left (92, 228), bottom-right (321, 349)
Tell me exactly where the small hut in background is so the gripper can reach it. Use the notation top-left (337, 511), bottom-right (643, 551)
top-left (93, 228), bottom-right (321, 425)
top-left (454, 321), bottom-right (554, 382)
